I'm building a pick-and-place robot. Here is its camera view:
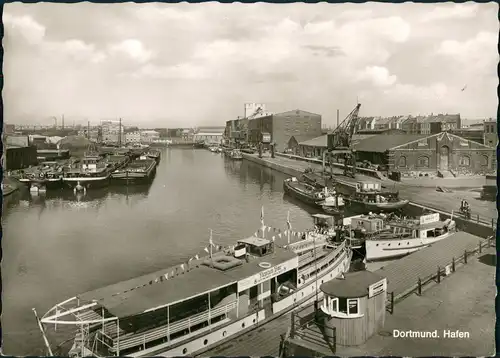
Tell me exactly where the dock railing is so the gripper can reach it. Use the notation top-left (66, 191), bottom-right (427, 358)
top-left (290, 303), bottom-right (336, 354)
top-left (386, 235), bottom-right (495, 314)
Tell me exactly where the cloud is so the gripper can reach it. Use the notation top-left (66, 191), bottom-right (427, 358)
top-left (109, 39), bottom-right (153, 63)
top-left (421, 3), bottom-right (479, 22)
top-left (356, 66), bottom-right (397, 87)
top-left (3, 13), bottom-right (46, 44)
top-left (131, 63), bottom-right (210, 80)
top-left (436, 31), bottom-right (498, 74)
top-left (3, 3), bottom-right (498, 125)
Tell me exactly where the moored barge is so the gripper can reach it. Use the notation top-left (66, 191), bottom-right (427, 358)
top-left (111, 157), bottom-right (157, 184)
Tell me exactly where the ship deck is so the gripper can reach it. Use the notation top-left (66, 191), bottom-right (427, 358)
top-left (78, 243), bottom-right (297, 318)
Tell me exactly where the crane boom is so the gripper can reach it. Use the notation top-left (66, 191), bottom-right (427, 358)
top-left (324, 103), bottom-right (362, 178)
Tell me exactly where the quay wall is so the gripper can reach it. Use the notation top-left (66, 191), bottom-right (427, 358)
top-left (242, 153), bottom-right (497, 239)
top-left (242, 153), bottom-right (303, 177)
top-left (274, 152), bottom-right (383, 179)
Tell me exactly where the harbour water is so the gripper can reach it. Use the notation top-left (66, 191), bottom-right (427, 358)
top-left (3, 148), bottom-right (362, 355)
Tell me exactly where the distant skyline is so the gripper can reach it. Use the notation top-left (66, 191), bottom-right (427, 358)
top-left (3, 2), bottom-right (499, 128)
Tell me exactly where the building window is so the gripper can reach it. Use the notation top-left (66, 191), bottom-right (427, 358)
top-left (398, 156), bottom-right (407, 168)
top-left (347, 298), bottom-right (359, 315)
top-left (416, 156), bottom-right (430, 168)
top-left (480, 155), bottom-right (489, 167)
top-left (323, 297), bottom-right (360, 316)
top-left (459, 155), bottom-right (470, 166)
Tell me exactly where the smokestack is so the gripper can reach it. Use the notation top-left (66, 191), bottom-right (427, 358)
top-left (337, 109), bottom-right (340, 128)
top-left (62, 114), bottom-right (65, 130)
top-left (87, 121), bottom-right (90, 139)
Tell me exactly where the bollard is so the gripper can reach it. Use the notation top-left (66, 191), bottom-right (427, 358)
top-left (437, 266), bottom-right (441, 283)
top-left (390, 291), bottom-right (394, 314)
top-left (479, 241), bottom-right (482, 254)
top-left (452, 257), bottom-right (455, 272)
top-left (477, 214), bottom-right (480, 223)
top-left (417, 278), bottom-right (422, 296)
top-left (464, 250), bottom-right (468, 264)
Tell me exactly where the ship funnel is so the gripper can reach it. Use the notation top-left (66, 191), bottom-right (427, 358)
top-left (234, 243), bottom-right (247, 258)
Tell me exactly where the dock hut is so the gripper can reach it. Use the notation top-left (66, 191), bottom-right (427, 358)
top-left (319, 271), bottom-right (387, 346)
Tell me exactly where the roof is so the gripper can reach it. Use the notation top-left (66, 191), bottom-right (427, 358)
top-left (320, 271), bottom-right (386, 298)
top-left (238, 236), bottom-right (271, 247)
top-left (298, 134), bottom-right (328, 147)
top-left (78, 247), bottom-right (297, 318)
top-left (274, 109), bottom-right (321, 117)
top-left (289, 134), bottom-right (319, 143)
top-left (195, 132), bottom-right (224, 136)
top-left (375, 231), bottom-right (482, 297)
top-left (311, 214), bottom-right (335, 220)
top-left (353, 134), bottom-right (427, 153)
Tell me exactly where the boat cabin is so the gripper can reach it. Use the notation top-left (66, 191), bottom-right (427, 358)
top-left (353, 182), bottom-right (399, 203)
top-left (388, 213), bottom-right (453, 239)
top-left (312, 214), bottom-right (336, 229)
top-left (237, 237), bottom-right (275, 257)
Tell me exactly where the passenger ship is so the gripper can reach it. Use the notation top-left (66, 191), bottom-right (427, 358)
top-left (35, 218), bottom-right (352, 357)
top-left (349, 212), bottom-right (456, 261)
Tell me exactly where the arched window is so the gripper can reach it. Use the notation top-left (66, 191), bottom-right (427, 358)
top-left (398, 156), bottom-right (407, 168)
top-left (416, 156), bottom-right (430, 168)
top-left (480, 155), bottom-right (489, 167)
top-left (459, 155), bottom-right (471, 166)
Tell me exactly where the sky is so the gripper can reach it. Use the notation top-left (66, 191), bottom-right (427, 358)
top-left (3, 2), bottom-right (499, 128)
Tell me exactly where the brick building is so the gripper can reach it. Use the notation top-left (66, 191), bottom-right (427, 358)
top-left (483, 119), bottom-right (497, 148)
top-left (225, 118), bottom-right (249, 146)
top-left (351, 132), bottom-right (495, 176)
top-left (247, 109), bottom-right (322, 152)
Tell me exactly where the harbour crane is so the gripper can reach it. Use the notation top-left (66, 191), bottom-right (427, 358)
top-left (323, 102), bottom-right (362, 178)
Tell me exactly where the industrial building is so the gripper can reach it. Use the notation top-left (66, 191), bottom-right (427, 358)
top-left (247, 109), bottom-right (322, 152)
top-left (3, 136), bottom-right (38, 170)
top-left (354, 132), bottom-right (496, 177)
top-left (193, 127), bottom-right (225, 145)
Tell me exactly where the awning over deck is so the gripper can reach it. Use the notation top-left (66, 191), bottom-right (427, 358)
top-left (78, 248), bottom-right (297, 319)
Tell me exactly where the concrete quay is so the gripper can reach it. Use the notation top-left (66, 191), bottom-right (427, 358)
top-left (199, 246), bottom-right (496, 357)
top-left (242, 153), bottom-right (497, 229)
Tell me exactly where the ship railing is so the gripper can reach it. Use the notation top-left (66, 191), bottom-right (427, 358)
top-left (298, 246), bottom-right (345, 279)
top-left (109, 300), bottom-right (237, 353)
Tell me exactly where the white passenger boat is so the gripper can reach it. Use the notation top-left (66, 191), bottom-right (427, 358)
top-left (352, 213), bottom-right (456, 261)
top-left (34, 212), bottom-right (352, 357)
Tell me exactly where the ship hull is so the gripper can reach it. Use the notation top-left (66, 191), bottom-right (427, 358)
top-left (62, 176), bottom-right (111, 189)
top-left (283, 179), bottom-right (322, 208)
top-left (345, 198), bottom-right (409, 213)
top-left (111, 162), bottom-right (157, 185)
top-left (111, 168), bottom-right (157, 184)
top-left (365, 231), bottom-right (453, 261)
top-left (19, 177), bottom-right (63, 189)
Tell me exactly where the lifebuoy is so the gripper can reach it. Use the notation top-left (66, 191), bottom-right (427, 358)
top-left (39, 173), bottom-right (45, 179)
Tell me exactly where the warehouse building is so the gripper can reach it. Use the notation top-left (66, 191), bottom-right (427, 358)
top-left (247, 109), bottom-right (322, 151)
top-left (354, 132), bottom-right (495, 177)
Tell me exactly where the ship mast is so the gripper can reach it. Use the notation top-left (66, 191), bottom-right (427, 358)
top-left (119, 118), bottom-right (122, 147)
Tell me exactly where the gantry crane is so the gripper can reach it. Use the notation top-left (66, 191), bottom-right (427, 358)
top-left (323, 103), bottom-right (362, 178)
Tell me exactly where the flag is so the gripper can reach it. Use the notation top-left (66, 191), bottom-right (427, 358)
top-left (180, 264), bottom-right (185, 271)
top-left (272, 236), bottom-right (275, 241)
top-left (188, 257), bottom-right (194, 262)
top-left (261, 206), bottom-right (265, 226)
top-left (204, 247), bottom-right (209, 253)
top-left (194, 254), bottom-right (199, 260)
top-left (164, 273), bottom-right (169, 280)
top-left (287, 210), bottom-right (292, 231)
